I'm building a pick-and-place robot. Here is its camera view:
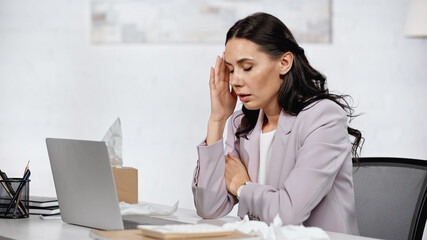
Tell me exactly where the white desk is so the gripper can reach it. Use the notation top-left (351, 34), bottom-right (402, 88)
top-left (0, 207), bottom-right (378, 240)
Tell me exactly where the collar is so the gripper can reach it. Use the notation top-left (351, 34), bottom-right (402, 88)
top-left (246, 109), bottom-right (296, 140)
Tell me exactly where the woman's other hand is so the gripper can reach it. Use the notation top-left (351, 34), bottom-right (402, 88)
top-left (206, 55), bottom-right (237, 145)
top-left (225, 153), bottom-right (251, 196)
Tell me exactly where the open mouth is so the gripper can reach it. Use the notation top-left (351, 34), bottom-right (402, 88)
top-left (238, 94), bottom-right (250, 102)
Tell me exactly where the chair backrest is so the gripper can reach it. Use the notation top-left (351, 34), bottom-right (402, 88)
top-left (353, 157), bottom-right (427, 240)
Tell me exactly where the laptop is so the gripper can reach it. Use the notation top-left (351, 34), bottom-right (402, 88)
top-left (46, 138), bottom-right (186, 230)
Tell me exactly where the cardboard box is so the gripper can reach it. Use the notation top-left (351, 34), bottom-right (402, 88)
top-left (112, 167), bottom-right (138, 204)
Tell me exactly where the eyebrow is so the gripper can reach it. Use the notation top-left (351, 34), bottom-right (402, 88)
top-left (224, 58), bottom-right (254, 66)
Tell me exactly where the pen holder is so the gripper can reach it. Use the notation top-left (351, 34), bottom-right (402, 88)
top-left (0, 178), bottom-right (30, 219)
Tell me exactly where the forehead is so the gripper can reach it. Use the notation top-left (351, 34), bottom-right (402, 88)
top-left (224, 38), bottom-right (269, 63)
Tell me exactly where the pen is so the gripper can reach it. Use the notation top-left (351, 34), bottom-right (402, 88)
top-left (4, 169), bottom-right (31, 216)
top-left (0, 171), bottom-right (14, 196)
top-left (13, 161), bottom-right (30, 215)
top-left (0, 170), bottom-right (27, 215)
top-left (0, 170), bottom-right (14, 194)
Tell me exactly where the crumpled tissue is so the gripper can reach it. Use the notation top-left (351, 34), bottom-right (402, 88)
top-left (119, 201), bottom-right (179, 216)
top-left (102, 117), bottom-right (123, 167)
top-left (222, 215), bottom-right (330, 240)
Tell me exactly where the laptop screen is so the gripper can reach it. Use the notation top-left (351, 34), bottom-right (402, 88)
top-left (46, 138), bottom-right (125, 230)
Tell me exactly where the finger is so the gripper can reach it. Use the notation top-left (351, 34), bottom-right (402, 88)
top-left (221, 63), bottom-right (230, 92)
top-left (224, 65), bottom-right (230, 84)
top-left (209, 67), bottom-right (215, 88)
top-left (209, 67), bottom-right (216, 89)
top-left (214, 56), bottom-right (221, 85)
top-left (225, 153), bottom-right (233, 161)
top-left (221, 53), bottom-right (229, 82)
top-left (218, 55), bottom-right (225, 84)
top-left (227, 153), bottom-right (240, 161)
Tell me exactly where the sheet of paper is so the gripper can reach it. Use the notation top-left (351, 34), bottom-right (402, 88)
top-left (119, 201), bottom-right (179, 216)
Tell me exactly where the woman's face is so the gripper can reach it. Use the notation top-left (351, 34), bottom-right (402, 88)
top-left (224, 38), bottom-right (286, 112)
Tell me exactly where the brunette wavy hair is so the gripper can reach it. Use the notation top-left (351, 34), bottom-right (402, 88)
top-left (226, 12), bottom-right (363, 158)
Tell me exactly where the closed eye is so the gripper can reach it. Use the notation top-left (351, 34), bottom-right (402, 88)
top-left (227, 67), bottom-right (251, 74)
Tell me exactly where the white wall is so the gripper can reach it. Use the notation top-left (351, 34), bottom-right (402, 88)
top-left (1, 0), bottom-right (427, 214)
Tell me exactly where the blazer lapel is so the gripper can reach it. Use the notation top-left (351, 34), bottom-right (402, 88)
top-left (241, 110), bottom-right (264, 183)
top-left (240, 110), bottom-right (297, 184)
top-left (267, 111), bottom-right (297, 186)
top-left (276, 110), bottom-right (296, 135)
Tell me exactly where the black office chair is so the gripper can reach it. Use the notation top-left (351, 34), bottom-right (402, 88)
top-left (352, 157), bottom-right (427, 240)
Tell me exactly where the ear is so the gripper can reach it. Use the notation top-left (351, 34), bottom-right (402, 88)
top-left (279, 52), bottom-right (293, 75)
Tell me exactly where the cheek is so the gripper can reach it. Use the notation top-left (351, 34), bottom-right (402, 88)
top-left (247, 70), bottom-right (267, 88)
top-left (252, 71), bottom-right (282, 94)
top-left (268, 69), bottom-right (283, 90)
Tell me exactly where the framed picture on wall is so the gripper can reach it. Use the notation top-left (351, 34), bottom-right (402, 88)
top-left (90, 0), bottom-right (331, 44)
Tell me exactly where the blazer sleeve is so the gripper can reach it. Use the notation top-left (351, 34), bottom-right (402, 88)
top-left (191, 112), bottom-right (241, 218)
top-left (237, 101), bottom-right (352, 225)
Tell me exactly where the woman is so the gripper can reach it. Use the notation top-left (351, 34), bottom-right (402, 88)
top-left (192, 12), bottom-right (362, 235)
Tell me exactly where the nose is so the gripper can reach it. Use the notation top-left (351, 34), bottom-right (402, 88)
top-left (229, 71), bottom-right (243, 88)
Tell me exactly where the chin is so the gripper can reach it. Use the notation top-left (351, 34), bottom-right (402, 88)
top-left (242, 103), bottom-right (260, 111)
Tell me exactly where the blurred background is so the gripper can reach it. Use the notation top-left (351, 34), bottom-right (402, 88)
top-left (1, 0), bottom-right (426, 214)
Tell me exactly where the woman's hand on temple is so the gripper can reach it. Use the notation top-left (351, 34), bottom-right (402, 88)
top-left (206, 55), bottom-right (237, 145)
top-left (209, 55), bottom-right (237, 123)
top-left (225, 153), bottom-right (251, 196)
